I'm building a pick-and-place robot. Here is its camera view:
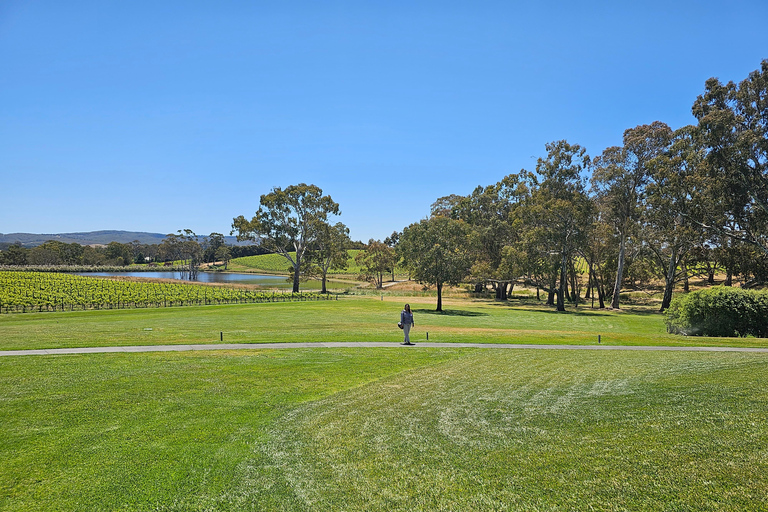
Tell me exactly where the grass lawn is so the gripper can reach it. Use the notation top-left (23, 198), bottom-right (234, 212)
top-left (2, 348), bottom-right (767, 511)
top-left (229, 251), bottom-right (365, 275)
top-left (3, 295), bottom-right (768, 351)
top-left (229, 250), bottom-right (407, 277)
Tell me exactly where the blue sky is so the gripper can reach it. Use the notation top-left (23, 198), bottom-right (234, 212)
top-left (1, 1), bottom-right (766, 242)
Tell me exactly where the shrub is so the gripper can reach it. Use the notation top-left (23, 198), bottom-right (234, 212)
top-left (665, 286), bottom-right (768, 337)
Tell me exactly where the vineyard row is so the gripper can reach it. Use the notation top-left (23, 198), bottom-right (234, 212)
top-left (0, 271), bottom-right (334, 314)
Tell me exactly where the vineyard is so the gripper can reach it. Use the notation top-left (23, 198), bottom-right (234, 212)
top-left (0, 271), bottom-right (333, 313)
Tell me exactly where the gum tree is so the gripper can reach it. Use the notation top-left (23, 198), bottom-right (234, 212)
top-left (398, 216), bottom-right (471, 312)
top-left (591, 122), bottom-right (672, 309)
top-left (522, 140), bottom-right (591, 311)
top-left (311, 221), bottom-right (350, 293)
top-left (691, 60), bottom-right (768, 254)
top-left (232, 183), bottom-right (340, 293)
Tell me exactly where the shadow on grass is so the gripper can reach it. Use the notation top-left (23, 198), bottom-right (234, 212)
top-left (486, 301), bottom-right (663, 317)
top-left (412, 308), bottom-right (489, 317)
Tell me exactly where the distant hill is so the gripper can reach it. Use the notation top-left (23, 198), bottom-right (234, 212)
top-left (0, 230), bottom-right (249, 247)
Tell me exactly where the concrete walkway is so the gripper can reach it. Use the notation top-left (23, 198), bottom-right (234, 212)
top-left (3, 342), bottom-right (768, 357)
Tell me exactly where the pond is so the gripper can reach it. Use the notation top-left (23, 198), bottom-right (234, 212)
top-left (76, 271), bottom-right (293, 287)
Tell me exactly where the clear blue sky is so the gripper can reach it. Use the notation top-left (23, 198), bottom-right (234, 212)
top-left (1, 1), bottom-right (766, 242)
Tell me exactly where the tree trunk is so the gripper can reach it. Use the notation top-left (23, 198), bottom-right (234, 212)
top-left (436, 281), bottom-right (443, 311)
top-left (292, 256), bottom-right (301, 293)
top-left (569, 261), bottom-right (578, 306)
top-left (557, 252), bottom-right (566, 312)
top-left (321, 274), bottom-right (327, 294)
top-left (593, 266), bottom-right (606, 309)
top-left (660, 248), bottom-right (677, 312)
top-left (611, 234), bottom-right (626, 309)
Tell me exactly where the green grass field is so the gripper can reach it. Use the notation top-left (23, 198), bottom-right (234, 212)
top-left (4, 296), bottom-right (768, 351)
top-left (3, 296), bottom-right (768, 510)
top-left (2, 348), bottom-right (767, 511)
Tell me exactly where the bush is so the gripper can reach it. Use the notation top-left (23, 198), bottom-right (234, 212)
top-left (665, 287), bottom-right (768, 337)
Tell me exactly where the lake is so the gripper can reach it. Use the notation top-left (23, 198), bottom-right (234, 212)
top-left (77, 271), bottom-right (293, 287)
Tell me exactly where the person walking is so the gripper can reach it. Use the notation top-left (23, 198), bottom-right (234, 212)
top-left (400, 303), bottom-right (415, 345)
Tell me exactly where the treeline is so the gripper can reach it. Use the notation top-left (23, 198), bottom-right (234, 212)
top-left (0, 232), bottom-right (268, 267)
top-left (226, 61), bottom-right (767, 308)
top-left (389, 60), bottom-right (768, 312)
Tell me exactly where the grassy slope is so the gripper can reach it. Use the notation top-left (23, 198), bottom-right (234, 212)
top-left (230, 250), bottom-right (365, 275)
top-left (2, 349), bottom-right (767, 511)
top-left (230, 250), bottom-right (406, 276)
top-left (4, 296), bottom-right (768, 351)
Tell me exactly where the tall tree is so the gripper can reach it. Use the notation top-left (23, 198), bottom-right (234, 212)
top-left (451, 174), bottom-right (529, 299)
top-left (174, 230), bottom-right (203, 280)
top-left (591, 122), bottom-right (672, 309)
top-left (691, 60), bottom-right (768, 254)
top-left (523, 140), bottom-right (592, 311)
top-left (203, 232), bottom-right (226, 263)
top-left (644, 125), bottom-right (705, 310)
top-left (355, 239), bottom-right (396, 289)
top-left (0, 242), bottom-right (27, 265)
top-left (311, 221), bottom-right (350, 293)
top-left (214, 245), bottom-right (232, 270)
top-left (232, 183), bottom-right (340, 293)
top-left (398, 216), bottom-right (471, 311)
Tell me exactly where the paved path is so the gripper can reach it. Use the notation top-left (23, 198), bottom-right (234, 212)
top-left (3, 342), bottom-right (768, 357)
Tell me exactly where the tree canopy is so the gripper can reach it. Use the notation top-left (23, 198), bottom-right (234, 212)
top-left (398, 216), bottom-right (472, 311)
top-left (232, 183), bottom-right (340, 292)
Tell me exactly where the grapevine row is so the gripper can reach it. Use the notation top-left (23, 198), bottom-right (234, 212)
top-left (0, 272), bottom-right (333, 313)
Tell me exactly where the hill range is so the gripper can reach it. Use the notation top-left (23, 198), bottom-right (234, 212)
top-left (0, 230), bottom-right (247, 247)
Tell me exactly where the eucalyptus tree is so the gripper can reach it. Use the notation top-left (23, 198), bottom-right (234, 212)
top-left (0, 242), bottom-right (27, 265)
top-left (521, 140), bottom-right (592, 311)
top-left (430, 194), bottom-right (464, 218)
top-left (579, 218), bottom-right (613, 308)
top-left (214, 245), bottom-right (232, 270)
top-left (232, 183), bottom-right (340, 293)
top-left (398, 216), bottom-right (472, 311)
top-left (449, 174), bottom-right (529, 299)
top-left (175, 229), bottom-right (203, 280)
top-left (591, 122), bottom-right (672, 309)
top-left (691, 60), bottom-right (768, 255)
top-left (311, 221), bottom-right (351, 293)
top-left (645, 126), bottom-right (704, 310)
top-left (203, 232), bottom-right (226, 263)
top-left (355, 239), bottom-right (396, 289)
top-left (105, 241), bottom-right (132, 266)
top-left (384, 230), bottom-right (401, 281)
